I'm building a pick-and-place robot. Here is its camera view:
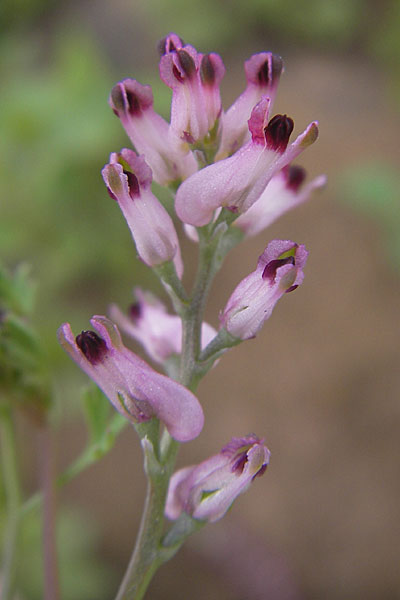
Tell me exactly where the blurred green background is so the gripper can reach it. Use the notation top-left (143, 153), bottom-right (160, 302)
top-left (1, 0), bottom-right (400, 598)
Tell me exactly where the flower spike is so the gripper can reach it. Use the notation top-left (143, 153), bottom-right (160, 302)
top-left (165, 435), bottom-right (270, 522)
top-left (220, 240), bottom-right (308, 340)
top-left (102, 149), bottom-right (183, 277)
top-left (57, 316), bottom-right (204, 442)
top-left (175, 96), bottom-right (319, 227)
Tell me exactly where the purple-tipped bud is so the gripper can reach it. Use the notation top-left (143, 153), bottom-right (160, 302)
top-left (165, 434), bottom-right (270, 523)
top-left (220, 240), bottom-right (308, 340)
top-left (158, 33), bottom-right (184, 56)
top-left (265, 114), bottom-right (294, 152)
top-left (75, 330), bottom-right (107, 365)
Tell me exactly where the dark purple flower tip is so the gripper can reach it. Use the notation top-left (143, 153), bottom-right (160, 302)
top-left (285, 284), bottom-right (298, 294)
top-left (200, 54), bottom-right (216, 85)
top-left (76, 330), bottom-right (107, 365)
top-left (231, 451), bottom-right (249, 474)
top-left (128, 302), bottom-right (142, 321)
top-left (176, 50), bottom-right (196, 79)
top-left (110, 84), bottom-right (142, 118)
top-left (106, 186), bottom-right (118, 201)
top-left (158, 34), bottom-right (184, 56)
top-left (262, 256), bottom-right (295, 283)
top-left (285, 165), bottom-right (306, 191)
top-left (125, 171), bottom-right (140, 199)
top-left (264, 114), bottom-right (294, 152)
top-left (257, 53), bottom-right (283, 86)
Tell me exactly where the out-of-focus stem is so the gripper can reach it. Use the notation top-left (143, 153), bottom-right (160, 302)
top-left (0, 405), bottom-right (21, 600)
top-left (37, 424), bottom-right (60, 600)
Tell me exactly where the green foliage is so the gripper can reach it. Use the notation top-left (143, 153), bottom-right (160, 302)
top-left (17, 508), bottom-right (116, 600)
top-left (341, 164), bottom-right (400, 267)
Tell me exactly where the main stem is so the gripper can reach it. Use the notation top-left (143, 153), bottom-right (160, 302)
top-left (115, 229), bottom-right (219, 600)
top-left (0, 406), bottom-right (22, 600)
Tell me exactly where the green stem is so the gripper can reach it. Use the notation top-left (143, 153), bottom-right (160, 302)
top-left (0, 406), bottom-right (22, 600)
top-left (114, 437), bottom-right (178, 600)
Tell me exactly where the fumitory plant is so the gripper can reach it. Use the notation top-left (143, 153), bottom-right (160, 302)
top-left (4, 32), bottom-right (325, 600)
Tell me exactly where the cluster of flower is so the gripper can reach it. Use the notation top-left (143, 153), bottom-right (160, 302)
top-left (58, 33), bottom-right (324, 524)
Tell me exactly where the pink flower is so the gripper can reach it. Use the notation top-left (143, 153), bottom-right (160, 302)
top-left (109, 288), bottom-right (216, 365)
top-left (102, 149), bottom-right (183, 277)
top-left (57, 316), bottom-right (204, 442)
top-left (159, 36), bottom-right (225, 145)
top-left (235, 165), bottom-right (327, 237)
top-left (109, 78), bottom-right (197, 185)
top-left (220, 240), bottom-right (308, 340)
top-left (165, 435), bottom-right (270, 522)
top-left (217, 52), bottom-right (284, 159)
top-left (175, 96), bottom-right (318, 227)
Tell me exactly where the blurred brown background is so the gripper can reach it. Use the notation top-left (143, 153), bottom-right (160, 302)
top-left (2, 0), bottom-right (400, 598)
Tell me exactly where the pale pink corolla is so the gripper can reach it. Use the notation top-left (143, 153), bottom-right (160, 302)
top-left (57, 316), bottom-right (204, 442)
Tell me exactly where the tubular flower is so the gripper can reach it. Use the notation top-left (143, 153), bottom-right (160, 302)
top-left (220, 240), bottom-right (308, 340)
top-left (165, 435), bottom-right (270, 523)
top-left (109, 78), bottom-right (197, 185)
top-left (109, 288), bottom-right (216, 365)
top-left (235, 165), bottom-right (327, 237)
top-left (217, 52), bottom-right (284, 160)
top-left (57, 316), bottom-right (204, 442)
top-left (102, 149), bottom-right (183, 277)
top-left (159, 35), bottom-right (225, 146)
top-left (175, 96), bottom-right (318, 227)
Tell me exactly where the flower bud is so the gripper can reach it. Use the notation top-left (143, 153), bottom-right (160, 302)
top-left (159, 36), bottom-right (225, 145)
top-left (102, 149), bottom-right (183, 277)
top-left (220, 240), bottom-right (308, 340)
top-left (165, 435), bottom-right (270, 523)
top-left (109, 78), bottom-right (197, 185)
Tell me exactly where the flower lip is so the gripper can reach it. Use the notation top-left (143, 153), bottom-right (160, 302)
top-left (176, 49), bottom-right (196, 79)
top-left (265, 114), bottom-right (294, 152)
top-left (262, 255), bottom-right (296, 283)
top-left (75, 330), bottom-right (107, 365)
top-left (157, 33), bottom-right (184, 56)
